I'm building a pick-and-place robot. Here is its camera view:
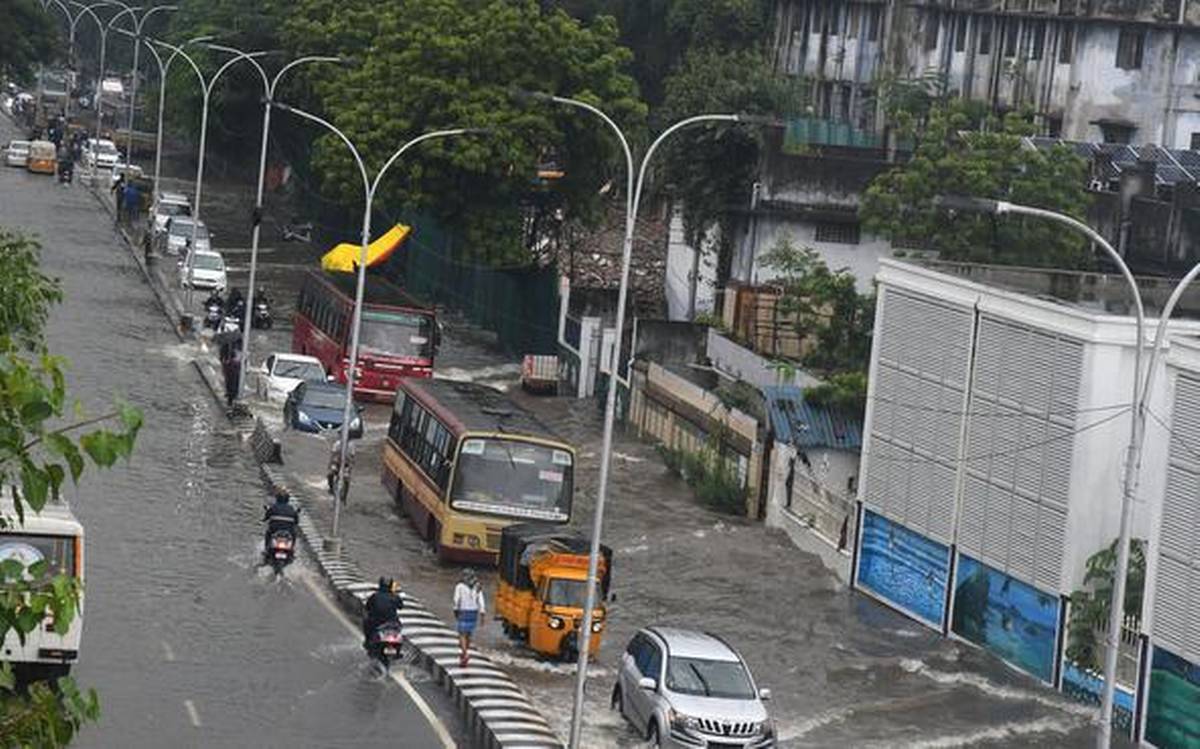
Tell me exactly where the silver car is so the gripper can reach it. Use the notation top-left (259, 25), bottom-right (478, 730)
top-left (614, 627), bottom-right (774, 748)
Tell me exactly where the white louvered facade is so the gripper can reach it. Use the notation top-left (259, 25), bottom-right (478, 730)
top-left (957, 316), bottom-right (1083, 593)
top-left (1152, 374), bottom-right (1200, 664)
top-left (863, 288), bottom-right (974, 544)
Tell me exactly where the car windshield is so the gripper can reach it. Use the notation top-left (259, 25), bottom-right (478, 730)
top-left (9, 142), bottom-right (29, 152)
top-left (302, 388), bottom-right (347, 410)
top-left (451, 439), bottom-right (572, 522)
top-left (96, 142), bottom-right (118, 156)
top-left (159, 202), bottom-right (190, 217)
top-left (359, 310), bottom-right (434, 359)
top-left (275, 360), bottom-right (324, 381)
top-left (170, 221), bottom-right (208, 238)
top-left (666, 657), bottom-right (756, 699)
top-left (192, 254), bottom-right (223, 271)
top-left (544, 578), bottom-right (596, 608)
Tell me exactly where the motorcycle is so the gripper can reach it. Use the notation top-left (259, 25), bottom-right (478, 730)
top-left (264, 529), bottom-right (296, 575)
top-left (281, 221), bottom-right (313, 243)
top-left (251, 299), bottom-right (272, 329)
top-left (57, 162), bottom-right (73, 184)
top-left (367, 621), bottom-right (404, 672)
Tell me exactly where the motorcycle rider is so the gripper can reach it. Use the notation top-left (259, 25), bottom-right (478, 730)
top-left (204, 288), bottom-right (225, 310)
top-left (261, 490), bottom-right (299, 558)
top-left (226, 287), bottom-right (246, 324)
top-left (362, 576), bottom-right (404, 647)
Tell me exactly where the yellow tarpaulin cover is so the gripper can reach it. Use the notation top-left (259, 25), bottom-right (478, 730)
top-left (320, 223), bottom-right (411, 272)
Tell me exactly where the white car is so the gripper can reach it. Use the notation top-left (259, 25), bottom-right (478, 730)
top-left (161, 217), bottom-right (210, 255)
top-left (4, 140), bottom-right (30, 168)
top-left (109, 162), bottom-right (144, 186)
top-left (82, 138), bottom-right (121, 169)
top-left (254, 353), bottom-right (328, 403)
top-left (178, 249), bottom-right (226, 291)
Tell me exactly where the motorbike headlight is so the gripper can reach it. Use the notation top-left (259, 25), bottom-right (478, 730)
top-left (547, 616), bottom-right (564, 630)
top-left (591, 620), bottom-right (603, 633)
top-left (350, 416), bottom-right (362, 430)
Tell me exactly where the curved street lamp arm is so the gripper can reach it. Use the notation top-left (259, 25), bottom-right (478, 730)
top-left (370, 128), bottom-right (481, 196)
top-left (271, 54), bottom-right (343, 97)
top-left (1144, 261), bottom-right (1200, 401)
top-left (206, 50), bottom-right (273, 96)
top-left (540, 93), bottom-right (634, 213)
top-left (104, 4), bottom-right (141, 33)
top-left (205, 43), bottom-right (270, 92)
top-left (632, 114), bottom-right (740, 219)
top-left (149, 38), bottom-right (206, 93)
top-left (270, 101), bottom-right (370, 198)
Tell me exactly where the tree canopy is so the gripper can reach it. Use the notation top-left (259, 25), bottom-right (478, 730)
top-left (861, 101), bottom-right (1093, 270)
top-left (0, 228), bottom-right (142, 746)
top-left (0, 0), bottom-right (60, 86)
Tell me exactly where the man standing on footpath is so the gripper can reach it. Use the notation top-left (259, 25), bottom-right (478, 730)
top-left (111, 173), bottom-right (126, 224)
top-left (124, 180), bottom-right (141, 226)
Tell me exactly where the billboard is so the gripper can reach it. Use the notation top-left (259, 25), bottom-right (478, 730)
top-left (856, 510), bottom-right (950, 627)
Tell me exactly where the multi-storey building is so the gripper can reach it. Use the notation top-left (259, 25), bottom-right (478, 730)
top-left (773, 0), bottom-right (1200, 148)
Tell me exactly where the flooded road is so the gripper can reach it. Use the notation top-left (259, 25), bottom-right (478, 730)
top-left (0, 115), bottom-right (457, 747)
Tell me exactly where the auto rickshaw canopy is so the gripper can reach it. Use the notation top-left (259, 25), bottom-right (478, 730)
top-left (320, 223), bottom-right (411, 272)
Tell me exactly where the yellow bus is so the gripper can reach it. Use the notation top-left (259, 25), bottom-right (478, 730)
top-left (382, 379), bottom-right (574, 564)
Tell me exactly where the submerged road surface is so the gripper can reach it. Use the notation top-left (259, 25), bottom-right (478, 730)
top-left (0, 115), bottom-right (458, 748)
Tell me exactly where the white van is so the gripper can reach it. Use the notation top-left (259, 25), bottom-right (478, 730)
top-left (0, 498), bottom-right (85, 681)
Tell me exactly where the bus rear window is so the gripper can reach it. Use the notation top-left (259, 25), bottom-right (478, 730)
top-left (0, 534), bottom-right (76, 579)
top-left (361, 310), bottom-right (433, 359)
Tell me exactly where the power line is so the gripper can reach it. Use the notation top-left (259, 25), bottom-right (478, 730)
top-left (869, 395), bottom-right (1132, 420)
top-left (863, 407), bottom-right (1130, 466)
top-left (1147, 406), bottom-right (1200, 465)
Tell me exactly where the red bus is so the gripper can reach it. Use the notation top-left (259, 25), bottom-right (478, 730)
top-left (293, 271), bottom-right (437, 401)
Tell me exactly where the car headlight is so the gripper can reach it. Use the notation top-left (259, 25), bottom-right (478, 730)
top-left (669, 709), bottom-right (699, 733)
top-left (296, 410), bottom-right (313, 425)
top-left (591, 619), bottom-right (603, 633)
top-left (759, 719), bottom-right (776, 737)
top-left (547, 616), bottom-right (564, 630)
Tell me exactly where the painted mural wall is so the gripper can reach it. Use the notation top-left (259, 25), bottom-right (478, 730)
top-left (951, 554), bottom-right (1060, 684)
top-left (1060, 663), bottom-right (1136, 738)
top-left (1146, 647), bottom-right (1200, 748)
top-left (856, 510), bottom-right (950, 627)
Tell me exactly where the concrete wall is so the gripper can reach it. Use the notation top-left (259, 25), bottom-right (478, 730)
top-left (705, 328), bottom-right (825, 389)
top-left (738, 212), bottom-right (895, 293)
top-left (665, 204), bottom-right (719, 322)
top-left (764, 442), bottom-right (854, 583)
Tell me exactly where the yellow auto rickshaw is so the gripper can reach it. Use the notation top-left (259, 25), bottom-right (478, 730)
top-left (495, 524), bottom-right (612, 660)
top-left (26, 140), bottom-right (56, 175)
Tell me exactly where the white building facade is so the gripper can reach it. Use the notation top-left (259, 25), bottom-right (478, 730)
top-left (855, 259), bottom-right (1200, 744)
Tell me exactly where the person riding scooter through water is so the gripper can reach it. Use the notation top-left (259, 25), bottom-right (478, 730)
top-left (204, 288), bottom-right (225, 310)
top-left (261, 491), bottom-right (299, 559)
top-left (226, 287), bottom-right (245, 324)
top-left (362, 577), bottom-right (404, 647)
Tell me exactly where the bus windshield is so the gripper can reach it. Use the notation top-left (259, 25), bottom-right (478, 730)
top-left (0, 534), bottom-right (76, 580)
top-left (361, 310), bottom-right (433, 359)
top-left (450, 438), bottom-right (572, 522)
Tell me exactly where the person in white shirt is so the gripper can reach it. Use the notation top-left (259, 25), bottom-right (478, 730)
top-left (453, 568), bottom-right (485, 666)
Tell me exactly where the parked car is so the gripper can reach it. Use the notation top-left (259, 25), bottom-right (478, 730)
top-left (109, 162), bottom-right (144, 186)
top-left (613, 627), bottom-right (774, 749)
top-left (283, 381), bottom-right (363, 438)
top-left (82, 138), bottom-right (120, 169)
top-left (160, 216), bottom-right (210, 255)
top-left (4, 140), bottom-right (30, 168)
top-left (177, 249), bottom-right (226, 291)
top-left (254, 353), bottom-right (328, 403)
top-left (148, 191), bottom-right (192, 239)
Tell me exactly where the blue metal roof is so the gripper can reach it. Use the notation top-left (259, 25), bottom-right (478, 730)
top-left (762, 385), bottom-right (863, 451)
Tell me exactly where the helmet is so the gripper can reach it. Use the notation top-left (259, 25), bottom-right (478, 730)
top-left (275, 490), bottom-right (290, 503)
top-left (378, 576), bottom-right (388, 590)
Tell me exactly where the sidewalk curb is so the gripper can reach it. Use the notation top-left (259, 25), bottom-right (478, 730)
top-left (90, 179), bottom-right (563, 748)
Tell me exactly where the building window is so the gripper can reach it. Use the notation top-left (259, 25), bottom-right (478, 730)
top-left (955, 16), bottom-right (968, 52)
top-left (924, 13), bottom-right (940, 51)
top-left (978, 18), bottom-right (992, 54)
top-left (1099, 122), bottom-right (1136, 144)
top-left (1030, 22), bottom-right (1045, 60)
top-left (1190, 132), bottom-right (1200, 151)
top-left (1004, 20), bottom-right (1019, 57)
top-left (815, 221), bottom-right (861, 245)
top-left (1116, 28), bottom-right (1144, 69)
top-left (1059, 24), bottom-right (1074, 63)
top-left (1046, 116), bottom-right (1063, 138)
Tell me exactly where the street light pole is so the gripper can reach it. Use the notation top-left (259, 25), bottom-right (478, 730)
top-left (270, 100), bottom-right (480, 550)
top-left (933, 196), bottom-right (1145, 749)
top-left (94, 0), bottom-right (136, 137)
top-left (149, 41), bottom-right (271, 322)
top-left (111, 4), bottom-right (176, 169)
top-left (523, 92), bottom-right (750, 749)
top-left (201, 46), bottom-right (343, 402)
top-left (65, 1), bottom-right (119, 125)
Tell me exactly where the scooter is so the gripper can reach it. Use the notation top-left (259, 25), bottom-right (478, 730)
top-left (251, 299), bottom-right (272, 329)
top-left (366, 622), bottom-right (404, 673)
top-left (264, 529), bottom-right (296, 575)
top-left (204, 301), bottom-right (223, 331)
top-left (57, 162), bottom-right (73, 185)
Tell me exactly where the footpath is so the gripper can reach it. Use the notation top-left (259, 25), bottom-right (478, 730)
top-left (85, 180), bottom-right (562, 749)
top-left (84, 169), bottom-right (1105, 748)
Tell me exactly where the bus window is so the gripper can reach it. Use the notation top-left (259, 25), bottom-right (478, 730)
top-left (451, 438), bottom-right (573, 521)
top-left (361, 311), bottom-right (433, 359)
top-left (0, 534), bottom-right (76, 579)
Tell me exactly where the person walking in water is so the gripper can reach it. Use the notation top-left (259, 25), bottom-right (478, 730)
top-left (453, 568), bottom-right (485, 667)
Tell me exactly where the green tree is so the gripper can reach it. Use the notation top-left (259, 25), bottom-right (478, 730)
top-left (0, 0), bottom-right (60, 86)
top-left (861, 100), bottom-right (1093, 270)
top-left (0, 228), bottom-right (142, 746)
top-left (759, 237), bottom-right (874, 414)
top-left (1066, 538), bottom-right (1146, 672)
top-left (272, 0), bottom-right (644, 265)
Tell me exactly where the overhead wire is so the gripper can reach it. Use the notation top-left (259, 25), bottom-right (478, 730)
top-left (868, 395), bottom-right (1133, 420)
